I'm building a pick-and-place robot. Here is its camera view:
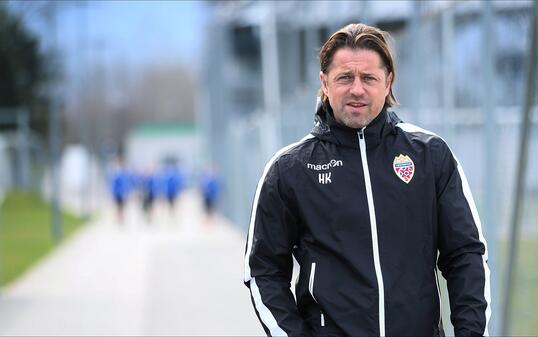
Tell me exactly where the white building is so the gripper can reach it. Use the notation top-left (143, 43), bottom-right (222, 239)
top-left (125, 122), bottom-right (201, 174)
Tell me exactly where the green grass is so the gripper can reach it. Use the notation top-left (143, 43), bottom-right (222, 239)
top-left (498, 237), bottom-right (538, 336)
top-left (0, 190), bottom-right (86, 287)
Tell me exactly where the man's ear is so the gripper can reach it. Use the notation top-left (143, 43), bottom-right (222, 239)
top-left (320, 71), bottom-right (329, 97)
top-left (386, 72), bottom-right (393, 89)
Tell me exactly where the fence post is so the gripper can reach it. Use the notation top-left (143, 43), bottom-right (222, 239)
top-left (500, 2), bottom-right (538, 335)
top-left (49, 100), bottom-right (63, 242)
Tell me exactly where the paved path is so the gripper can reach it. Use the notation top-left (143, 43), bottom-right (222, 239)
top-left (0, 190), bottom-right (264, 336)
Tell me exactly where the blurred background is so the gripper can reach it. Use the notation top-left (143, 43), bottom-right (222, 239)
top-left (0, 0), bottom-right (537, 336)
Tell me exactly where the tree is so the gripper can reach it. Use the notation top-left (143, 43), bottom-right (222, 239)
top-left (0, 2), bottom-right (52, 132)
top-left (64, 59), bottom-right (197, 156)
top-left (0, 4), bottom-right (49, 109)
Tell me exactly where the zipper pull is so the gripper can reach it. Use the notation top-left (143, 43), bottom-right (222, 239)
top-left (358, 128), bottom-right (365, 140)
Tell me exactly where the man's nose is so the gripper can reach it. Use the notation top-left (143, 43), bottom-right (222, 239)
top-left (349, 79), bottom-right (366, 96)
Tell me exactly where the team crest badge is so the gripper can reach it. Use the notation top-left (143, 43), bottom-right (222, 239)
top-left (393, 154), bottom-right (415, 184)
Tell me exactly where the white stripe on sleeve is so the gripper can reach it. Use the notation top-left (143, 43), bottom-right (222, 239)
top-left (250, 277), bottom-right (288, 337)
top-left (244, 134), bottom-right (314, 283)
top-left (243, 134), bottom-right (314, 337)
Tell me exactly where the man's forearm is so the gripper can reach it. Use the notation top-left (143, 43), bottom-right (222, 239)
top-left (248, 276), bottom-right (310, 337)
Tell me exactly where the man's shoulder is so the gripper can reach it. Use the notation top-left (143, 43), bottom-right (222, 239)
top-left (265, 134), bottom-right (317, 174)
top-left (394, 122), bottom-right (455, 171)
top-left (395, 122), bottom-right (447, 149)
top-left (273, 133), bottom-right (316, 160)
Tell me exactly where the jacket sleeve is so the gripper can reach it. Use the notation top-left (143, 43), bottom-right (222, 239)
top-left (244, 159), bottom-right (309, 337)
top-left (434, 139), bottom-right (492, 337)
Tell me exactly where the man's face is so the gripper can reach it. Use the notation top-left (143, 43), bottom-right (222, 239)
top-left (320, 48), bottom-right (393, 129)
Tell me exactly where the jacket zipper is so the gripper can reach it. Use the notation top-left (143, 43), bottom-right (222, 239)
top-left (309, 262), bottom-right (325, 327)
top-left (358, 128), bottom-right (386, 336)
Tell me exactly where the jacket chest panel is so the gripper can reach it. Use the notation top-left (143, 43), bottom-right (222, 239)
top-left (296, 147), bottom-right (374, 244)
top-left (294, 141), bottom-right (438, 266)
top-left (367, 143), bottom-right (438, 278)
top-left (367, 143), bottom-right (437, 232)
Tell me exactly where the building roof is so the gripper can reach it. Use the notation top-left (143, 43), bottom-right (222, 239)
top-left (130, 122), bottom-right (197, 137)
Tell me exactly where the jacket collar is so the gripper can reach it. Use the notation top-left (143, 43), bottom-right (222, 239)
top-left (311, 98), bottom-right (401, 149)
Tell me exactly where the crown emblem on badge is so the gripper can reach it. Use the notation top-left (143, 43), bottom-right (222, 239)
top-left (393, 154), bottom-right (415, 184)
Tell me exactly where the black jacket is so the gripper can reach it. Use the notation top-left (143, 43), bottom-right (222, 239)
top-left (244, 102), bottom-right (491, 337)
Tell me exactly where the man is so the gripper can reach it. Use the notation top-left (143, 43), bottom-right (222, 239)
top-left (200, 166), bottom-right (221, 224)
top-left (140, 166), bottom-right (158, 224)
top-left (161, 162), bottom-right (185, 213)
top-left (244, 23), bottom-right (491, 337)
top-left (109, 158), bottom-right (132, 224)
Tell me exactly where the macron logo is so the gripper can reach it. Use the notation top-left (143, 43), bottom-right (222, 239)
top-left (307, 159), bottom-right (342, 185)
top-left (307, 159), bottom-right (343, 171)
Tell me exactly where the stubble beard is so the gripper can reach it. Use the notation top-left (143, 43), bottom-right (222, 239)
top-left (336, 108), bottom-right (376, 129)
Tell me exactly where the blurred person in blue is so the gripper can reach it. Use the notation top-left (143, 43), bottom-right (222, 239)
top-left (200, 167), bottom-right (220, 222)
top-left (108, 158), bottom-right (132, 224)
top-left (160, 160), bottom-right (185, 215)
top-left (244, 23), bottom-right (491, 337)
top-left (140, 166), bottom-right (158, 224)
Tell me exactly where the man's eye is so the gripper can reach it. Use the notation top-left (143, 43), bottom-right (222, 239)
top-left (337, 75), bottom-right (352, 81)
top-left (364, 76), bottom-right (376, 81)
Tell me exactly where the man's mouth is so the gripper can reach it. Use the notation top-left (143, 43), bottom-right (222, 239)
top-left (347, 102), bottom-right (368, 108)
